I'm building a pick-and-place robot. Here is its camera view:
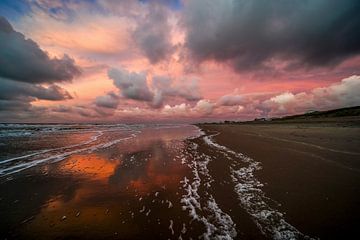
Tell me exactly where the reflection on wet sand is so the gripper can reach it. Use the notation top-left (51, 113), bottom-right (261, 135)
top-left (60, 153), bottom-right (122, 180)
top-left (2, 126), bottom-right (198, 239)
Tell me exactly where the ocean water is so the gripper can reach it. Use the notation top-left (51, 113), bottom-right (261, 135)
top-left (0, 123), bottom-right (313, 239)
top-left (0, 124), bottom-right (199, 177)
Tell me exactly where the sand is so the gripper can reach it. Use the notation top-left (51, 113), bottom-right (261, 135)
top-left (199, 120), bottom-right (360, 239)
top-left (0, 121), bottom-right (359, 239)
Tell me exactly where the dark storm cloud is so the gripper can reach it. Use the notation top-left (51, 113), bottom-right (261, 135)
top-left (0, 99), bottom-right (31, 111)
top-left (0, 78), bottom-right (72, 101)
top-left (133, 3), bottom-right (175, 64)
top-left (183, 0), bottom-right (360, 72)
top-left (0, 16), bottom-right (81, 83)
top-left (0, 100), bottom-right (47, 121)
top-left (0, 16), bottom-right (77, 115)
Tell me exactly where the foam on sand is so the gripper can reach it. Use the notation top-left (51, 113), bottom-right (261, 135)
top-left (180, 142), bottom-right (237, 240)
top-left (203, 131), bottom-right (315, 240)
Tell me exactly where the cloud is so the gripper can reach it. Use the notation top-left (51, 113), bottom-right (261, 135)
top-left (269, 92), bottom-right (295, 105)
top-left (162, 103), bottom-right (189, 115)
top-left (51, 104), bottom-right (112, 119)
top-left (217, 75), bottom-right (360, 118)
top-left (0, 103), bottom-right (48, 122)
top-left (263, 75), bottom-right (360, 115)
top-left (0, 76), bottom-right (73, 115)
top-left (312, 76), bottom-right (360, 107)
top-left (160, 100), bottom-right (215, 118)
top-left (0, 77), bottom-right (73, 101)
top-left (17, 7), bottom-right (134, 59)
top-left (195, 99), bottom-right (214, 115)
top-left (0, 16), bottom-right (80, 83)
top-left (108, 67), bottom-right (154, 102)
top-left (133, 3), bottom-right (175, 64)
top-left (217, 94), bottom-right (243, 106)
top-left (217, 92), bottom-right (276, 107)
top-left (22, 0), bottom-right (176, 63)
top-left (0, 16), bottom-right (77, 115)
top-left (51, 105), bottom-right (73, 113)
top-left (95, 92), bottom-right (120, 109)
top-left (107, 67), bottom-right (202, 108)
top-left (0, 99), bottom-right (31, 111)
top-left (183, 0), bottom-right (360, 72)
top-left (51, 105), bottom-right (115, 119)
top-left (151, 75), bottom-right (202, 107)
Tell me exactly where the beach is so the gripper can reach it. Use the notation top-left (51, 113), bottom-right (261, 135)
top-left (2, 1), bottom-right (360, 239)
top-left (0, 121), bottom-right (359, 239)
top-left (198, 118), bottom-right (360, 239)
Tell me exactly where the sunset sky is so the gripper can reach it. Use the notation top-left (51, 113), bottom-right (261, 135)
top-left (0, 0), bottom-right (359, 123)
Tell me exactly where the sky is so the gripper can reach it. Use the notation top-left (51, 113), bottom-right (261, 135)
top-left (0, 0), bottom-right (359, 123)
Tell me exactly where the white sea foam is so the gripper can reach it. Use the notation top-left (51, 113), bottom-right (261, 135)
top-left (0, 131), bottom-right (137, 177)
top-left (0, 130), bottom-right (104, 165)
top-left (0, 124), bottom-right (138, 165)
top-left (169, 220), bottom-right (175, 235)
top-left (0, 131), bottom-right (33, 138)
top-left (180, 142), bottom-right (237, 240)
top-left (0, 123), bottom-right (130, 139)
top-left (181, 223), bottom-right (187, 234)
top-left (203, 132), bottom-right (314, 240)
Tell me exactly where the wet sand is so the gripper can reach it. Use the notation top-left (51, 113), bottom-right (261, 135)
top-left (0, 122), bottom-right (359, 239)
top-left (0, 125), bottom-right (205, 239)
top-left (199, 120), bottom-right (360, 239)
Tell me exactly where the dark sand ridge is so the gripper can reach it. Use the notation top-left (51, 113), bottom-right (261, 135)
top-left (198, 118), bottom-right (360, 239)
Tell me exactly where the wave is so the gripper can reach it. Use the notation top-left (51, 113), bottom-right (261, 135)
top-left (0, 130), bottom-right (138, 177)
top-left (0, 130), bottom-right (104, 165)
top-left (0, 123), bottom-right (130, 138)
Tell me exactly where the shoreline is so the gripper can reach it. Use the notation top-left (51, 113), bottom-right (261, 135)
top-left (196, 120), bottom-right (360, 239)
top-left (0, 122), bottom-right (359, 239)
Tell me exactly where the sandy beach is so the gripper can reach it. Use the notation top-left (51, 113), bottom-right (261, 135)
top-left (198, 118), bottom-right (360, 239)
top-left (0, 121), bottom-right (359, 239)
